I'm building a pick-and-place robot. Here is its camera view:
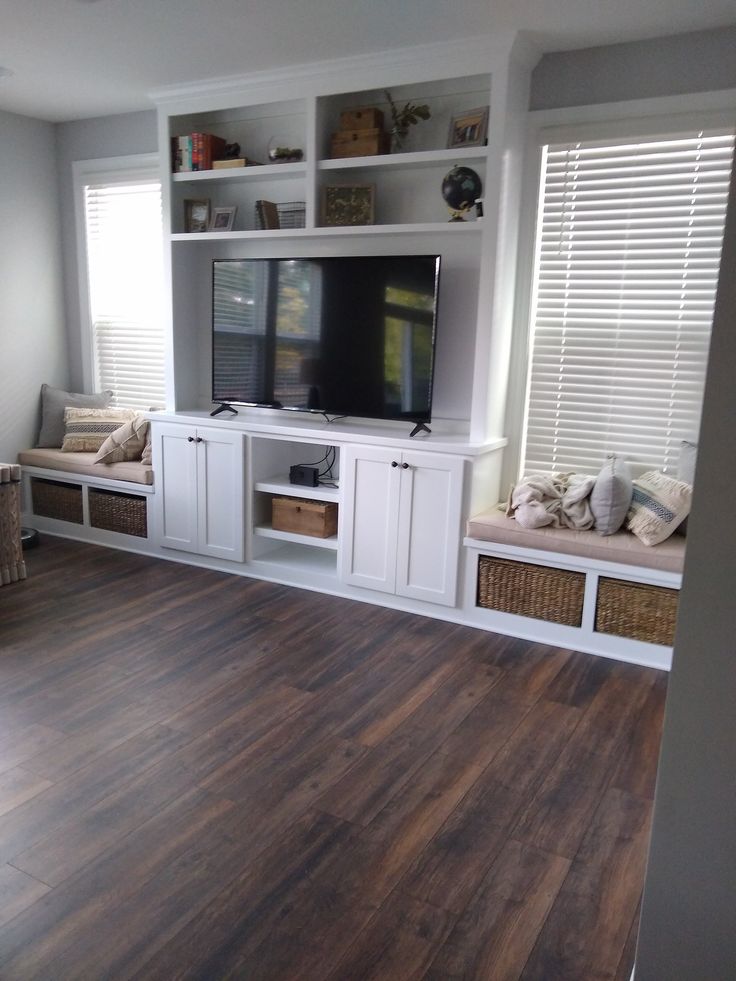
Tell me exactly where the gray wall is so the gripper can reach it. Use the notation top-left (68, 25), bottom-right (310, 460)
top-left (0, 110), bottom-right (67, 462)
top-left (634, 149), bottom-right (736, 979)
top-left (55, 109), bottom-right (157, 391)
top-left (531, 26), bottom-right (736, 110)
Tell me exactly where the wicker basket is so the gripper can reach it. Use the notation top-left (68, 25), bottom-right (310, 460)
top-left (477, 555), bottom-right (585, 627)
top-left (595, 577), bottom-right (678, 646)
top-left (31, 477), bottom-right (83, 524)
top-left (89, 488), bottom-right (147, 538)
top-left (0, 464), bottom-right (26, 585)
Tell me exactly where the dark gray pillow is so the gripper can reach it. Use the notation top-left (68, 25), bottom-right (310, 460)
top-left (37, 384), bottom-right (113, 448)
top-left (590, 455), bottom-right (633, 536)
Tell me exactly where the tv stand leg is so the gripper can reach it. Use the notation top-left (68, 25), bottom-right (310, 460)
top-left (409, 422), bottom-right (431, 437)
top-left (210, 403), bottom-right (238, 418)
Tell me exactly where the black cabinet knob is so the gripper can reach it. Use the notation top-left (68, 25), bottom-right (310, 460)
top-left (187, 436), bottom-right (195, 442)
top-left (401, 462), bottom-right (410, 469)
top-left (195, 437), bottom-right (203, 443)
top-left (391, 460), bottom-right (399, 468)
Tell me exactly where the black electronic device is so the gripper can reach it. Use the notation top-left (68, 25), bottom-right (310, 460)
top-left (211, 254), bottom-right (440, 430)
top-left (289, 465), bottom-right (319, 487)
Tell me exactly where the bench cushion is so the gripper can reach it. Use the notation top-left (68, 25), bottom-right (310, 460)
top-left (467, 507), bottom-right (684, 574)
top-left (18, 448), bottom-right (153, 486)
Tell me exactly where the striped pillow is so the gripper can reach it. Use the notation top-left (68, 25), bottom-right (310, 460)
top-left (61, 407), bottom-right (137, 453)
top-left (625, 471), bottom-right (692, 546)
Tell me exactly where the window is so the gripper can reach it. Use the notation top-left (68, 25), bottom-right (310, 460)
top-left (521, 128), bottom-right (734, 476)
top-left (75, 155), bottom-right (165, 410)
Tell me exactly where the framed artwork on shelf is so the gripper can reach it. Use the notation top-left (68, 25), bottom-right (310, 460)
top-left (210, 206), bottom-right (237, 231)
top-left (322, 184), bottom-right (375, 226)
top-left (183, 198), bottom-right (210, 233)
top-left (447, 107), bottom-right (489, 149)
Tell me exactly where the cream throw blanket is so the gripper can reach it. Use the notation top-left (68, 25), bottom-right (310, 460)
top-left (507, 472), bottom-right (596, 530)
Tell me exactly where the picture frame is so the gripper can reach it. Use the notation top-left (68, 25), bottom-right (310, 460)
top-left (184, 198), bottom-right (210, 233)
top-left (209, 205), bottom-right (237, 232)
top-left (322, 184), bottom-right (375, 227)
top-left (447, 107), bottom-right (489, 149)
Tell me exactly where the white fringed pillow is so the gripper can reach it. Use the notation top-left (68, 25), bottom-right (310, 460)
top-left (625, 470), bottom-right (692, 546)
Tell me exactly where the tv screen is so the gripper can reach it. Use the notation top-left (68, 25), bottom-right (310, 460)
top-left (212, 254), bottom-right (440, 423)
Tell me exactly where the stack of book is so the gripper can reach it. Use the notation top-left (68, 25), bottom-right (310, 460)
top-left (171, 132), bottom-right (228, 172)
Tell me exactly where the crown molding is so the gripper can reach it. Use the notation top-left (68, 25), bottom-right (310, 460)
top-left (149, 33), bottom-right (518, 109)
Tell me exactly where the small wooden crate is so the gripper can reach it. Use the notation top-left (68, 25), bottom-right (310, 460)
top-left (89, 488), bottom-right (148, 538)
top-left (339, 107), bottom-right (384, 130)
top-left (330, 129), bottom-right (390, 158)
top-left (477, 555), bottom-right (586, 627)
top-left (31, 477), bottom-right (83, 524)
top-left (272, 496), bottom-right (338, 539)
top-left (595, 577), bottom-right (679, 646)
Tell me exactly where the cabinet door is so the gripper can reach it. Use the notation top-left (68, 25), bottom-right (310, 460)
top-left (395, 450), bottom-right (464, 607)
top-left (195, 427), bottom-right (245, 562)
top-left (340, 446), bottom-right (401, 594)
top-left (153, 422), bottom-right (199, 552)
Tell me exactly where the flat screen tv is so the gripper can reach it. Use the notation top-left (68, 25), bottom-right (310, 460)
top-left (211, 254), bottom-right (440, 429)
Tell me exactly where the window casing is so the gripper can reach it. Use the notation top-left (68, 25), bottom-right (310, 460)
top-left (75, 155), bottom-right (165, 410)
top-left (520, 128), bottom-right (735, 477)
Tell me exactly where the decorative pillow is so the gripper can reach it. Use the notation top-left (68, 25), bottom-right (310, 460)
top-left (94, 415), bottom-right (149, 464)
top-left (677, 440), bottom-right (698, 536)
top-left (61, 407), bottom-right (137, 453)
top-left (141, 436), bottom-right (152, 467)
top-left (37, 384), bottom-right (113, 448)
top-left (625, 470), bottom-right (692, 546)
top-left (590, 455), bottom-right (633, 536)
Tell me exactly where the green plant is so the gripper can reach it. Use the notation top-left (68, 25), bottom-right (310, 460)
top-left (384, 90), bottom-right (431, 150)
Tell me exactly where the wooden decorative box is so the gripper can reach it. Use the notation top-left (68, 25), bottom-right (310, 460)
top-left (339, 107), bottom-right (384, 130)
top-left (272, 497), bottom-right (338, 538)
top-left (330, 129), bottom-right (390, 159)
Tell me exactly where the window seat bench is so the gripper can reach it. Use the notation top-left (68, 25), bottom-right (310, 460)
top-left (18, 449), bottom-right (154, 545)
top-left (463, 507), bottom-right (684, 670)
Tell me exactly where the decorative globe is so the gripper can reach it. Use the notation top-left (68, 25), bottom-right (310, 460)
top-left (441, 166), bottom-right (482, 221)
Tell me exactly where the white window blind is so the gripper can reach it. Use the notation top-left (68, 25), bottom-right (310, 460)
top-left (83, 177), bottom-right (165, 409)
top-left (521, 129), bottom-right (734, 476)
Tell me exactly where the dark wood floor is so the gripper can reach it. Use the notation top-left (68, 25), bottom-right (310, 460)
top-left (0, 537), bottom-right (666, 979)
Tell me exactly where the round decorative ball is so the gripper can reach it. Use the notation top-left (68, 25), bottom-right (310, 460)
top-left (441, 166), bottom-right (482, 221)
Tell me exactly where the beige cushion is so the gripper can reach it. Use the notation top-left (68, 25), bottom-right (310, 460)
top-left (18, 448), bottom-right (153, 485)
top-left (94, 416), bottom-right (149, 464)
top-left (37, 384), bottom-right (113, 448)
top-left (61, 407), bottom-right (137, 453)
top-left (626, 471), bottom-right (691, 546)
top-left (466, 507), bottom-right (685, 574)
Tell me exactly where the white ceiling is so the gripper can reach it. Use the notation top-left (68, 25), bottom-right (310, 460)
top-left (1, 0), bottom-right (735, 122)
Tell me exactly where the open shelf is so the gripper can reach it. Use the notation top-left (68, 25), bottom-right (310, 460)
top-left (173, 162), bottom-right (307, 183)
top-left (171, 221), bottom-right (480, 242)
top-left (253, 525), bottom-right (339, 550)
top-left (318, 146), bottom-right (487, 172)
top-left (249, 542), bottom-right (340, 577)
top-left (254, 475), bottom-right (339, 502)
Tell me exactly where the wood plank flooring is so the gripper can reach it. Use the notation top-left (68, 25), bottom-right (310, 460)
top-left (0, 537), bottom-right (667, 979)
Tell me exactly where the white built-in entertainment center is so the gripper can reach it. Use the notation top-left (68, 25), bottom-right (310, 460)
top-left (144, 37), bottom-right (532, 615)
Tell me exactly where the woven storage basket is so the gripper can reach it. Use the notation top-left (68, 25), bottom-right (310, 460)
top-left (89, 488), bottom-right (147, 538)
top-left (31, 478), bottom-right (83, 524)
top-left (595, 577), bottom-right (678, 646)
top-left (477, 555), bottom-right (585, 627)
top-left (0, 464), bottom-right (26, 585)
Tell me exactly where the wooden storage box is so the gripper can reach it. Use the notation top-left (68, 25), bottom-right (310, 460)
top-left (31, 477), bottom-right (83, 524)
top-left (330, 129), bottom-right (390, 159)
top-left (477, 555), bottom-right (586, 627)
top-left (339, 107), bottom-right (384, 130)
top-left (595, 577), bottom-right (679, 646)
top-left (89, 488), bottom-right (148, 538)
top-left (272, 496), bottom-right (338, 539)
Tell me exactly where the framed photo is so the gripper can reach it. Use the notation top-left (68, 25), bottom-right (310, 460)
top-left (322, 184), bottom-right (375, 227)
top-left (184, 198), bottom-right (210, 233)
top-left (447, 107), bottom-right (489, 149)
top-left (210, 206), bottom-right (237, 232)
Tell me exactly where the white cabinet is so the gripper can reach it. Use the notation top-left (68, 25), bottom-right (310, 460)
top-left (153, 422), bottom-right (245, 562)
top-left (340, 446), bottom-right (464, 607)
